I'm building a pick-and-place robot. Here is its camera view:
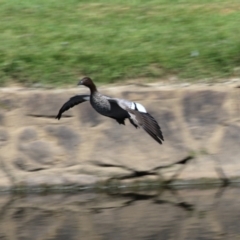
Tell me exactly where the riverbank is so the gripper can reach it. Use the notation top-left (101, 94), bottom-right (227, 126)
top-left (0, 81), bottom-right (239, 191)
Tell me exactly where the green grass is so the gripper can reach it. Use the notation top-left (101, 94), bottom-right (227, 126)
top-left (0, 0), bottom-right (240, 86)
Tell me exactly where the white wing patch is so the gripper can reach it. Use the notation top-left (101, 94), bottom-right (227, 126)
top-left (114, 98), bottom-right (147, 113)
top-left (136, 103), bottom-right (147, 113)
top-left (131, 102), bottom-right (135, 110)
top-left (131, 102), bottom-right (147, 113)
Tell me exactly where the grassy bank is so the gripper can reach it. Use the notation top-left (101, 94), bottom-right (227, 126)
top-left (0, 0), bottom-right (240, 86)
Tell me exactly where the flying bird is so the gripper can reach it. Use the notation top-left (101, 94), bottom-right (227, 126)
top-left (56, 77), bottom-right (164, 144)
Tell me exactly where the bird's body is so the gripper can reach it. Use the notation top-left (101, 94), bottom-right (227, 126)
top-left (56, 77), bottom-right (164, 145)
top-left (90, 91), bottom-right (112, 115)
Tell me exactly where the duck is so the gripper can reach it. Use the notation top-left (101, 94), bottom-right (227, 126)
top-left (56, 77), bottom-right (164, 144)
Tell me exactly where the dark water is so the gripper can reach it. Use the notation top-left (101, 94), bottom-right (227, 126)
top-left (0, 186), bottom-right (240, 240)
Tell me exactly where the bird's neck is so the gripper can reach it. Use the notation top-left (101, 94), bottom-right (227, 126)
top-left (89, 82), bottom-right (97, 94)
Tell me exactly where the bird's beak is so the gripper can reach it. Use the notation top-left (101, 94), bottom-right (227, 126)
top-left (77, 79), bottom-right (83, 86)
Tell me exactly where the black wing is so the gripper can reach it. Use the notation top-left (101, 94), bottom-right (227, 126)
top-left (107, 99), bottom-right (130, 119)
top-left (128, 109), bottom-right (164, 144)
top-left (56, 95), bottom-right (90, 120)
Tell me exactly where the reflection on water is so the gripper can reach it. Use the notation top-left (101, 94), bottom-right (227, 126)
top-left (0, 187), bottom-right (239, 240)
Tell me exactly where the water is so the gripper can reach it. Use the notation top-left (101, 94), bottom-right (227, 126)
top-left (0, 186), bottom-right (239, 240)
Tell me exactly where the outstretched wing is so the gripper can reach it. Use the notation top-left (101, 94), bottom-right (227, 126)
top-left (107, 98), bottom-right (164, 144)
top-left (56, 95), bottom-right (90, 120)
top-left (127, 109), bottom-right (164, 144)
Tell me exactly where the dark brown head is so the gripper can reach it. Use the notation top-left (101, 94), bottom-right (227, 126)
top-left (78, 77), bottom-right (97, 92)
